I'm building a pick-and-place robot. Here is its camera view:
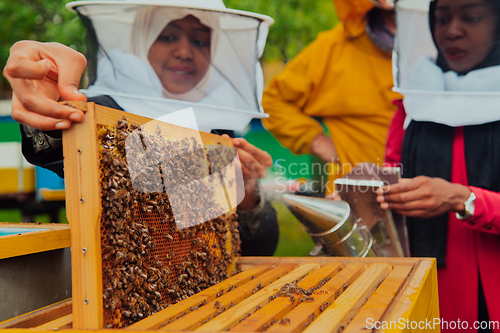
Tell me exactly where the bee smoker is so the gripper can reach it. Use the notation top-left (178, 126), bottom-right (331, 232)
top-left (282, 194), bottom-right (377, 257)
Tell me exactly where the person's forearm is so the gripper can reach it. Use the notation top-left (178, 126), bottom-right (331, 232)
top-left (310, 133), bottom-right (339, 164)
top-left (238, 196), bottom-right (279, 256)
top-left (238, 179), bottom-right (259, 211)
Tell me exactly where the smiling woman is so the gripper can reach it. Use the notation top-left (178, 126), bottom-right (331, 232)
top-left (129, 8), bottom-right (220, 102)
top-left (148, 15), bottom-right (212, 95)
top-left (75, 1), bottom-right (272, 133)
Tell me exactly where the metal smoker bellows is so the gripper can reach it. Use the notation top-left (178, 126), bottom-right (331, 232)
top-left (282, 194), bottom-right (376, 257)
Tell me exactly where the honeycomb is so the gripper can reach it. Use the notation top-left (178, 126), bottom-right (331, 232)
top-left (97, 117), bottom-right (240, 328)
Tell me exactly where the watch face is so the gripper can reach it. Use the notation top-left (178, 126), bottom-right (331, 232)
top-left (370, 0), bottom-right (395, 10)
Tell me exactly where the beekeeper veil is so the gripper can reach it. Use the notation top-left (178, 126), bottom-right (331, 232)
top-left (68, 0), bottom-right (273, 133)
top-left (67, 0), bottom-right (272, 227)
top-left (394, 0), bottom-right (500, 126)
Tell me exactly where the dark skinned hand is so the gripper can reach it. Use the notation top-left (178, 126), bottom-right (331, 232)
top-left (376, 176), bottom-right (471, 218)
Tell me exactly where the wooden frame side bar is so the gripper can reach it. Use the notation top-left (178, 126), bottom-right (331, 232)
top-left (62, 102), bottom-right (103, 329)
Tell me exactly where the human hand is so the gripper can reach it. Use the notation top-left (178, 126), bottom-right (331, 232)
top-left (376, 176), bottom-right (471, 218)
top-left (310, 133), bottom-right (339, 164)
top-left (222, 135), bottom-right (272, 211)
top-left (3, 41), bottom-right (88, 131)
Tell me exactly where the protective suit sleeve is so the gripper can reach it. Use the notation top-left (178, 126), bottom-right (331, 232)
top-left (261, 45), bottom-right (325, 156)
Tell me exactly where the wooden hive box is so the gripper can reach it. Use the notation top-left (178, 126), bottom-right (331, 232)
top-left (0, 223), bottom-right (71, 322)
top-left (0, 256), bottom-right (439, 332)
top-left (0, 102), bottom-right (440, 332)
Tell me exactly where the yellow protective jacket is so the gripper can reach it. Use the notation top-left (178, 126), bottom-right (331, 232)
top-left (262, 0), bottom-right (402, 190)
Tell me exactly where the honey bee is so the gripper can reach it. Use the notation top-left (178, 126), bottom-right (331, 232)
top-left (178, 274), bottom-right (188, 283)
top-left (279, 318), bottom-right (291, 325)
top-left (300, 296), bottom-right (315, 303)
top-left (147, 275), bottom-right (159, 283)
top-left (97, 118), bottom-right (242, 328)
top-left (319, 301), bottom-right (331, 312)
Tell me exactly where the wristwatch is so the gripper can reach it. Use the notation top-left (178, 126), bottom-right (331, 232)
top-left (455, 191), bottom-right (476, 220)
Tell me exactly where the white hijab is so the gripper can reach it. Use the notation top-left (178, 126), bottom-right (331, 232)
top-left (83, 6), bottom-right (266, 132)
top-left (131, 7), bottom-right (220, 102)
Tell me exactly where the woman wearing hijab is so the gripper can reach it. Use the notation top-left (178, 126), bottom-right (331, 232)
top-left (84, 6), bottom-right (249, 114)
top-left (381, 0), bottom-right (500, 331)
top-left (3, 2), bottom-right (279, 257)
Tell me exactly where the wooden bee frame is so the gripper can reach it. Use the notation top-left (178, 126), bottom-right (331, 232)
top-left (61, 101), bottom-right (237, 329)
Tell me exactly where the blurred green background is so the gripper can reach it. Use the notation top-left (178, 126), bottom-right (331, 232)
top-left (0, 0), bottom-right (339, 257)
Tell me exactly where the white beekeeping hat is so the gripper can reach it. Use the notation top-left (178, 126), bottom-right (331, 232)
top-left (66, 0), bottom-right (274, 132)
top-left (394, 0), bottom-right (500, 126)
